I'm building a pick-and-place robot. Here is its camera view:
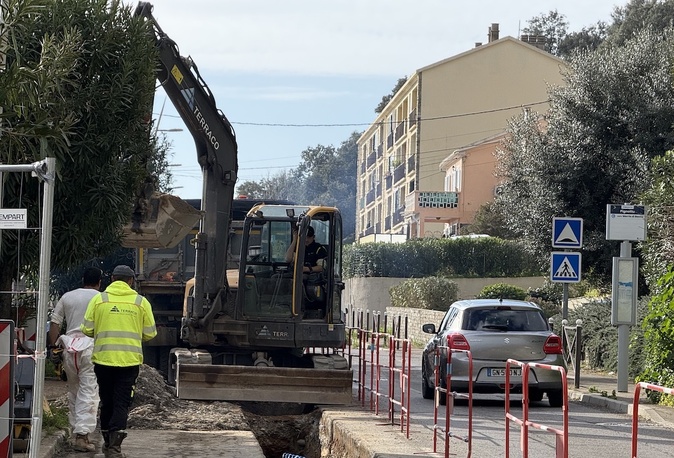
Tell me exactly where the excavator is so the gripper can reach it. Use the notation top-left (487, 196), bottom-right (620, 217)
top-left (123, 2), bottom-right (352, 404)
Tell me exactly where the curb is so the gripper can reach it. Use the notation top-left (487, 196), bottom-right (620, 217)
top-left (38, 430), bottom-right (67, 458)
top-left (569, 390), bottom-right (674, 430)
top-left (568, 391), bottom-right (629, 414)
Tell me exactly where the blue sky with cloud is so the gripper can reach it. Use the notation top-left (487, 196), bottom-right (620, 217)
top-left (145, 0), bottom-right (623, 198)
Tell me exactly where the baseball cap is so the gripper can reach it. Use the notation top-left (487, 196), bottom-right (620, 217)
top-left (112, 265), bottom-right (136, 278)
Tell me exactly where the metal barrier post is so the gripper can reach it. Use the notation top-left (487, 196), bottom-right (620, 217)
top-left (505, 359), bottom-right (569, 458)
top-left (632, 382), bottom-right (674, 457)
top-left (388, 336), bottom-right (412, 438)
top-left (432, 346), bottom-right (473, 457)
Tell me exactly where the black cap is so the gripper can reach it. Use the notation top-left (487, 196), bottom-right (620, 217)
top-left (307, 226), bottom-right (315, 237)
top-left (112, 265), bottom-right (136, 278)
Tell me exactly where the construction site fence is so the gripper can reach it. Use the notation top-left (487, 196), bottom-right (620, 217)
top-left (631, 382), bottom-right (674, 458)
top-left (432, 346), bottom-right (473, 458)
top-left (342, 308), bottom-right (412, 437)
top-left (504, 359), bottom-right (569, 458)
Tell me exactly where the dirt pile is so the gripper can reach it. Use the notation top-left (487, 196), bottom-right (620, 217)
top-left (128, 364), bottom-right (248, 431)
top-left (129, 365), bottom-right (323, 457)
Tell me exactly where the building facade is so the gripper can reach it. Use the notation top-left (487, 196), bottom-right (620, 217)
top-left (356, 29), bottom-right (567, 242)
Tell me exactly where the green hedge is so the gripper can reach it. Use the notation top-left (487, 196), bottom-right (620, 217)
top-left (390, 277), bottom-right (459, 311)
top-left (343, 237), bottom-right (541, 279)
top-left (477, 283), bottom-right (527, 300)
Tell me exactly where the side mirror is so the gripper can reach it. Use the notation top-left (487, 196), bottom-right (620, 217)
top-left (422, 323), bottom-right (437, 334)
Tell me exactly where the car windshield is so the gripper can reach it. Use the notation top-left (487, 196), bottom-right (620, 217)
top-left (463, 308), bottom-right (548, 332)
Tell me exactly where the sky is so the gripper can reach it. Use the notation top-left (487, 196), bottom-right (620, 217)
top-left (141, 0), bottom-right (625, 199)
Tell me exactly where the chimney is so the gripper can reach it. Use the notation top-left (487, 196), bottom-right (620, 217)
top-left (488, 23), bottom-right (499, 42)
top-left (520, 34), bottom-right (548, 51)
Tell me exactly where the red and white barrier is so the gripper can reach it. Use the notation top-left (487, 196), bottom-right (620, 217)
top-left (505, 359), bottom-right (568, 458)
top-left (432, 346), bottom-right (473, 458)
top-left (632, 382), bottom-right (674, 458)
top-left (0, 320), bottom-right (15, 458)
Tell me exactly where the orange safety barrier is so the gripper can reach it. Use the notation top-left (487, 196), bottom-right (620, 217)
top-left (631, 382), bottom-right (674, 458)
top-left (505, 359), bottom-right (568, 458)
top-left (432, 346), bottom-right (473, 457)
top-left (388, 335), bottom-right (412, 438)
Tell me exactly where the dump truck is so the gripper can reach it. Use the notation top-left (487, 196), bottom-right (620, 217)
top-left (122, 2), bottom-right (352, 405)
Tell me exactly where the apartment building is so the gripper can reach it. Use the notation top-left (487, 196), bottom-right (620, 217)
top-left (356, 26), bottom-right (567, 242)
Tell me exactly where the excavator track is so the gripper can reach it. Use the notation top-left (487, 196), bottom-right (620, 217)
top-left (176, 364), bottom-right (353, 405)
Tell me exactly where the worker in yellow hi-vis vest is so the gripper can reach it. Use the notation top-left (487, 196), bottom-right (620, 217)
top-left (81, 265), bottom-right (156, 458)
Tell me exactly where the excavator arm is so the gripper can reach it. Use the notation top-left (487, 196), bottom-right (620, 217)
top-left (134, 2), bottom-right (237, 323)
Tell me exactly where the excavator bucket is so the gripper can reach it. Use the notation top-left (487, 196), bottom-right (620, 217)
top-left (122, 193), bottom-right (202, 249)
top-left (176, 364), bottom-right (354, 405)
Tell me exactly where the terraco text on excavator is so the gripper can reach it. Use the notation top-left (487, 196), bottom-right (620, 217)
top-left (124, 2), bottom-right (352, 404)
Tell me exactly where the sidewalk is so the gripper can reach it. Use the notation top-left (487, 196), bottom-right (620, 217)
top-left (567, 369), bottom-right (674, 429)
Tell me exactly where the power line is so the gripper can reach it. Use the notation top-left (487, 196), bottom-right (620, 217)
top-left (153, 100), bottom-right (549, 128)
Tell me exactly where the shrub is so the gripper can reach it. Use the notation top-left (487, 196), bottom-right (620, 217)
top-left (476, 283), bottom-right (527, 300)
top-left (343, 237), bottom-right (542, 279)
top-left (527, 281), bottom-right (563, 318)
top-left (389, 277), bottom-right (458, 311)
top-left (550, 298), bottom-right (647, 380)
top-left (639, 268), bottom-right (674, 405)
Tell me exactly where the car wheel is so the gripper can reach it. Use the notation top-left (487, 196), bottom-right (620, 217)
top-left (421, 366), bottom-right (434, 400)
top-left (547, 389), bottom-right (564, 408)
top-left (528, 388), bottom-right (544, 403)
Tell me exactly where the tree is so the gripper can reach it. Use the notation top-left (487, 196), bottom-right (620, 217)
top-left (640, 151), bottom-right (674, 287)
top-left (235, 131), bottom-right (360, 240)
top-left (375, 77), bottom-right (407, 114)
top-left (296, 132), bottom-right (359, 239)
top-left (0, 0), bottom-right (163, 317)
top-left (495, 28), bottom-right (674, 286)
top-left (557, 22), bottom-right (608, 58)
top-left (466, 201), bottom-right (518, 239)
top-left (522, 10), bottom-right (569, 55)
top-left (606, 0), bottom-right (674, 47)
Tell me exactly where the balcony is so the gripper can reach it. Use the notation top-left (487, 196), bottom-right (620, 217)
top-left (366, 151), bottom-right (376, 169)
top-left (404, 191), bottom-right (459, 218)
top-left (366, 188), bottom-right (375, 205)
top-left (363, 225), bottom-right (375, 236)
top-left (393, 163), bottom-right (405, 183)
top-left (407, 155), bottom-right (415, 172)
top-left (392, 209), bottom-right (404, 226)
top-left (395, 121), bottom-right (405, 142)
top-left (408, 109), bottom-right (417, 128)
top-left (387, 132), bottom-right (393, 149)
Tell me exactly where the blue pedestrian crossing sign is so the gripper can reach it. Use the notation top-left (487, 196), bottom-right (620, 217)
top-left (551, 252), bottom-right (582, 283)
top-left (552, 217), bottom-right (583, 248)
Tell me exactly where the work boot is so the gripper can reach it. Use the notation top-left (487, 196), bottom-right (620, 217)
top-left (101, 430), bottom-right (110, 454)
top-left (106, 430), bottom-right (127, 458)
top-left (73, 433), bottom-right (95, 452)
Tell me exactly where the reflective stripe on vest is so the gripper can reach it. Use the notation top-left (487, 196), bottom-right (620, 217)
top-left (100, 292), bottom-right (142, 306)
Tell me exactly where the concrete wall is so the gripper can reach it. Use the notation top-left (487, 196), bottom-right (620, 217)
top-left (343, 276), bottom-right (547, 319)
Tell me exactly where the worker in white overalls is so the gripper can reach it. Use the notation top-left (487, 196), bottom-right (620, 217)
top-left (48, 267), bottom-right (102, 452)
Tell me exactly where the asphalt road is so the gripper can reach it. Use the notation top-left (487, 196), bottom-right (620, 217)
top-left (379, 364), bottom-right (674, 457)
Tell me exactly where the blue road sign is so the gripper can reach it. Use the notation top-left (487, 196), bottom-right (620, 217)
top-left (551, 252), bottom-right (582, 283)
top-left (552, 217), bottom-right (583, 248)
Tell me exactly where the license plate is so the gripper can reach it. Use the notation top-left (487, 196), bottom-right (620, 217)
top-left (488, 368), bottom-right (521, 377)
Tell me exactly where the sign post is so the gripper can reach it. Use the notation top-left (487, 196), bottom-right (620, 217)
top-left (551, 217), bottom-right (583, 320)
top-left (606, 204), bottom-right (646, 392)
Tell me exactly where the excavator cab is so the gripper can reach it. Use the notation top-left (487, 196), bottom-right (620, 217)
top-left (238, 204), bottom-right (344, 327)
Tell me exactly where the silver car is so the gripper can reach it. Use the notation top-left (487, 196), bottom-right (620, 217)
top-left (421, 299), bottom-right (566, 407)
